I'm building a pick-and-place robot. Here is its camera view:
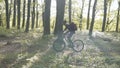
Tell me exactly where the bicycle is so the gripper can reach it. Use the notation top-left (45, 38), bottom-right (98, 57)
top-left (53, 33), bottom-right (84, 52)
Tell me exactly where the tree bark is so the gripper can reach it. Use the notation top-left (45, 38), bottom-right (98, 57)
top-left (79, 0), bottom-right (85, 30)
top-left (43, 0), bottom-right (51, 35)
top-left (22, 0), bottom-right (26, 28)
top-left (89, 0), bottom-right (97, 36)
top-left (105, 1), bottom-right (112, 31)
top-left (69, 0), bottom-right (71, 23)
top-left (36, 3), bottom-right (39, 28)
top-left (54, 0), bottom-right (65, 35)
top-left (8, 0), bottom-right (12, 26)
top-left (17, 0), bottom-right (21, 29)
top-left (25, 0), bottom-right (31, 32)
top-left (5, 0), bottom-right (10, 29)
top-left (12, 0), bottom-right (17, 27)
top-left (86, 0), bottom-right (91, 30)
top-left (31, 0), bottom-right (35, 29)
top-left (0, 14), bottom-right (3, 26)
top-left (116, 1), bottom-right (120, 32)
top-left (102, 0), bottom-right (107, 32)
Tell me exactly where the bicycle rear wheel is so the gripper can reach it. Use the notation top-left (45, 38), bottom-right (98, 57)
top-left (72, 40), bottom-right (84, 52)
top-left (53, 39), bottom-right (66, 52)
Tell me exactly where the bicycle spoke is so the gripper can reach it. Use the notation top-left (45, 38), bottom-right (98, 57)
top-left (72, 40), bottom-right (84, 52)
top-left (53, 39), bottom-right (66, 52)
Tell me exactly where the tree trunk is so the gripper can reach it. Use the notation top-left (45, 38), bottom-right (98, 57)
top-left (17, 0), bottom-right (21, 29)
top-left (54, 0), bottom-right (65, 35)
top-left (102, 0), bottom-right (107, 32)
top-left (116, 1), bottom-right (120, 32)
top-left (5, 0), bottom-right (10, 29)
top-left (69, 0), bottom-right (71, 23)
top-left (31, 0), bottom-right (35, 29)
top-left (86, 0), bottom-right (91, 30)
top-left (25, 0), bottom-right (31, 32)
top-left (89, 0), bottom-right (97, 36)
top-left (8, 0), bottom-right (12, 26)
top-left (12, 0), bottom-right (17, 27)
top-left (105, 1), bottom-right (112, 31)
top-left (36, 2), bottom-right (39, 28)
top-left (79, 0), bottom-right (85, 30)
top-left (22, 0), bottom-right (26, 28)
top-left (0, 14), bottom-right (3, 26)
top-left (43, 0), bottom-right (51, 35)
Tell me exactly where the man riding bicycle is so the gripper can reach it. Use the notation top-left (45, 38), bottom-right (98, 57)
top-left (53, 20), bottom-right (84, 52)
top-left (63, 20), bottom-right (77, 46)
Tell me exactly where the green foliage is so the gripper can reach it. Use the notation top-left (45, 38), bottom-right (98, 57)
top-left (0, 27), bottom-right (24, 37)
top-left (0, 27), bottom-right (11, 36)
top-left (0, 0), bottom-right (3, 2)
top-left (94, 19), bottom-right (103, 31)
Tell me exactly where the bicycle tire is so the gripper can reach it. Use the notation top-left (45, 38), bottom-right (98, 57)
top-left (53, 39), bottom-right (66, 52)
top-left (72, 40), bottom-right (84, 52)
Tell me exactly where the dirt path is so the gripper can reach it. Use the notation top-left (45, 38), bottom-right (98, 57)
top-left (0, 31), bottom-right (120, 68)
top-left (46, 31), bottom-right (120, 68)
top-left (29, 31), bottom-right (120, 68)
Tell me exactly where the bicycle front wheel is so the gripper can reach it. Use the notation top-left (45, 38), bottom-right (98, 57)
top-left (53, 39), bottom-right (66, 52)
top-left (72, 40), bottom-right (84, 52)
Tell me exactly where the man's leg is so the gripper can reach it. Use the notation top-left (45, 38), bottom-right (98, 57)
top-left (67, 32), bottom-right (74, 47)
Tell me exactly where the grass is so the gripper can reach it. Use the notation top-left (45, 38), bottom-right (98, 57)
top-left (11, 36), bottom-right (53, 68)
top-left (0, 27), bottom-right (120, 68)
top-left (0, 27), bottom-right (53, 68)
top-left (31, 50), bottom-right (72, 68)
top-left (30, 45), bottom-right (120, 68)
top-left (0, 53), bottom-right (18, 68)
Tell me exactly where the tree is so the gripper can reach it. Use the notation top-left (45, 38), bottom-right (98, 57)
top-left (12, 0), bottom-right (17, 27)
top-left (25, 0), bottom-right (31, 32)
top-left (9, 0), bottom-right (12, 26)
top-left (69, 0), bottom-right (71, 23)
top-left (102, 0), bottom-right (107, 32)
top-left (43, 0), bottom-right (51, 35)
top-left (105, 0), bottom-right (112, 31)
top-left (79, 0), bottom-right (85, 30)
top-left (0, 14), bottom-right (3, 26)
top-left (89, 0), bottom-right (97, 36)
top-left (54, 0), bottom-right (65, 35)
top-left (86, 0), bottom-right (91, 30)
top-left (5, 0), bottom-right (10, 29)
top-left (116, 0), bottom-right (120, 32)
top-left (31, 0), bottom-right (35, 29)
top-left (17, 0), bottom-right (21, 29)
top-left (22, 0), bottom-right (26, 28)
top-left (36, 0), bottom-right (39, 28)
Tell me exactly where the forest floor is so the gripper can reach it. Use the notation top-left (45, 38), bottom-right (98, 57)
top-left (0, 30), bottom-right (120, 68)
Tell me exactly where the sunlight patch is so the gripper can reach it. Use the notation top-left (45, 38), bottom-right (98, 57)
top-left (22, 53), bottom-right (40, 68)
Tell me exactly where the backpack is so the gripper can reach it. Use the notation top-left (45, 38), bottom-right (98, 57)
top-left (73, 23), bottom-right (77, 30)
top-left (68, 23), bottom-right (77, 31)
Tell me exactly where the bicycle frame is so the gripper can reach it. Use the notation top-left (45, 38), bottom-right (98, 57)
top-left (53, 33), bottom-right (84, 52)
top-left (63, 33), bottom-right (71, 43)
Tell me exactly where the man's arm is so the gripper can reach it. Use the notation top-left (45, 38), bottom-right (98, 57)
top-left (63, 24), bottom-right (68, 31)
